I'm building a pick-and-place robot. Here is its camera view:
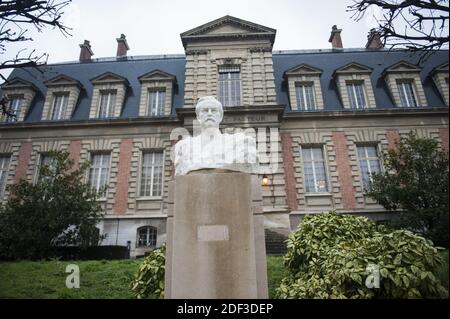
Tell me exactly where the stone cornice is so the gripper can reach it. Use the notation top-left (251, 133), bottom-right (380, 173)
top-left (283, 107), bottom-right (449, 120)
top-left (0, 116), bottom-right (181, 131)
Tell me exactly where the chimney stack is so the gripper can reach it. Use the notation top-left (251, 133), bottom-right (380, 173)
top-left (328, 25), bottom-right (343, 49)
top-left (366, 28), bottom-right (384, 49)
top-left (116, 34), bottom-right (130, 57)
top-left (79, 40), bottom-right (94, 62)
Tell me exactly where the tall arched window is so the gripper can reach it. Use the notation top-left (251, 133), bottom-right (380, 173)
top-left (136, 226), bottom-right (157, 247)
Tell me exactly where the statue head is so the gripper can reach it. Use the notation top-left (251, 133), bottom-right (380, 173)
top-left (195, 96), bottom-right (223, 129)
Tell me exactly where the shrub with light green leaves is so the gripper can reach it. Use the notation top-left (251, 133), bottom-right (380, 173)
top-left (276, 212), bottom-right (448, 299)
top-left (130, 245), bottom-right (165, 299)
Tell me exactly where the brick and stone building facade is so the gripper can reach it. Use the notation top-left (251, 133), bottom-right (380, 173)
top-left (1, 16), bottom-right (448, 257)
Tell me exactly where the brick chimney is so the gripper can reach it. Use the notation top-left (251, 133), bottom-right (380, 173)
top-left (328, 25), bottom-right (343, 49)
top-left (366, 28), bottom-right (384, 49)
top-left (116, 34), bottom-right (130, 57)
top-left (79, 40), bottom-right (93, 62)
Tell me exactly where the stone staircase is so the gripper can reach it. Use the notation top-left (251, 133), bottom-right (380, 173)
top-left (264, 229), bottom-right (288, 255)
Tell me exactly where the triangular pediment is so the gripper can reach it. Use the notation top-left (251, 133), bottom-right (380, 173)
top-left (90, 72), bottom-right (129, 84)
top-left (138, 69), bottom-right (176, 83)
top-left (1, 77), bottom-right (38, 91)
top-left (180, 15), bottom-right (276, 48)
top-left (335, 62), bottom-right (373, 74)
top-left (431, 61), bottom-right (449, 74)
top-left (44, 74), bottom-right (81, 87)
top-left (284, 63), bottom-right (323, 77)
top-left (384, 60), bottom-right (421, 74)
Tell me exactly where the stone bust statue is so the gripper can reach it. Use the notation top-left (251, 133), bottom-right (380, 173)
top-left (174, 96), bottom-right (259, 176)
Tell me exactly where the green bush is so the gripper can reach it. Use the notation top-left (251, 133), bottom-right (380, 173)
top-left (130, 245), bottom-right (165, 299)
top-left (276, 212), bottom-right (448, 299)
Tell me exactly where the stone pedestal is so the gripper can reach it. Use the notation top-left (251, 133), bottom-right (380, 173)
top-left (165, 170), bottom-right (268, 299)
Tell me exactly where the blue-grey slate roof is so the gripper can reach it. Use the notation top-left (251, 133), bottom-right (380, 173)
top-left (6, 49), bottom-right (449, 123)
top-left (272, 49), bottom-right (448, 111)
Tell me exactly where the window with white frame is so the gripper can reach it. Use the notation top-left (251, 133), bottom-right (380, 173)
top-left (357, 145), bottom-right (381, 191)
top-left (98, 90), bottom-right (117, 118)
top-left (140, 151), bottom-right (164, 197)
top-left (51, 93), bottom-right (69, 120)
top-left (397, 80), bottom-right (418, 108)
top-left (147, 90), bottom-right (166, 116)
top-left (4, 96), bottom-right (22, 122)
top-left (301, 146), bottom-right (329, 193)
top-left (218, 65), bottom-right (241, 107)
top-left (0, 155), bottom-right (11, 198)
top-left (346, 82), bottom-right (367, 109)
top-left (36, 153), bottom-right (56, 182)
top-left (136, 226), bottom-right (157, 247)
top-left (89, 153), bottom-right (111, 193)
top-left (295, 83), bottom-right (316, 110)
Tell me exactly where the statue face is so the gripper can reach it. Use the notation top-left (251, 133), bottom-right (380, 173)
top-left (197, 103), bottom-right (223, 129)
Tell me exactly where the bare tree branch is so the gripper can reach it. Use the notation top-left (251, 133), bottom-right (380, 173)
top-left (348, 0), bottom-right (449, 63)
top-left (0, 0), bottom-right (72, 117)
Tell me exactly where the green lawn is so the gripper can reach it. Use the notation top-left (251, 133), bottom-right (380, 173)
top-left (1, 252), bottom-right (446, 299)
top-left (0, 256), bottom-right (285, 299)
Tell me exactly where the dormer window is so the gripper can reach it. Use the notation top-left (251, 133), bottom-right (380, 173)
top-left (98, 90), bottom-right (117, 119)
top-left (147, 89), bottom-right (166, 116)
top-left (397, 80), bottom-right (417, 108)
top-left (218, 65), bottom-right (241, 107)
top-left (430, 62), bottom-right (449, 106)
top-left (334, 62), bottom-right (375, 109)
top-left (284, 64), bottom-right (323, 111)
top-left (383, 61), bottom-right (427, 108)
top-left (51, 93), bottom-right (69, 120)
top-left (346, 81), bottom-right (367, 109)
top-left (0, 78), bottom-right (37, 123)
top-left (89, 72), bottom-right (128, 119)
top-left (42, 74), bottom-right (82, 121)
top-left (138, 70), bottom-right (176, 117)
top-left (295, 82), bottom-right (316, 111)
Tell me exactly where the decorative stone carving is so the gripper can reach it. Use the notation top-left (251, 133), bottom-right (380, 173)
top-left (174, 96), bottom-right (259, 175)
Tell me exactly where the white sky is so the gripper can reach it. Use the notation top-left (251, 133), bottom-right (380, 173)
top-left (1, 0), bottom-right (383, 80)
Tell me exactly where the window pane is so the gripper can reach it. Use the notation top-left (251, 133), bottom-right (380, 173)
top-left (397, 81), bottom-right (417, 108)
top-left (295, 84), bottom-right (316, 111)
top-left (357, 145), bottom-right (381, 190)
top-left (89, 153), bottom-right (111, 192)
top-left (140, 151), bottom-right (164, 197)
top-left (301, 147), bottom-right (328, 193)
top-left (98, 91), bottom-right (117, 118)
top-left (346, 83), bottom-right (366, 109)
top-left (148, 91), bottom-right (165, 116)
top-left (218, 65), bottom-right (241, 107)
top-left (5, 97), bottom-right (22, 122)
top-left (51, 94), bottom-right (69, 120)
top-left (0, 156), bottom-right (11, 198)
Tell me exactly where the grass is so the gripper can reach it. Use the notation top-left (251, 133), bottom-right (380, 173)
top-left (1, 252), bottom-right (447, 299)
top-left (0, 256), bottom-right (285, 299)
top-left (0, 259), bottom-right (141, 299)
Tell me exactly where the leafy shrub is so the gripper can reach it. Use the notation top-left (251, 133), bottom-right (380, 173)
top-left (276, 212), bottom-right (448, 299)
top-left (130, 245), bottom-right (165, 299)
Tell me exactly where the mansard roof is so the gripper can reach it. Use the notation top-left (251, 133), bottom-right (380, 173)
top-left (180, 15), bottom-right (276, 49)
top-left (4, 48), bottom-right (448, 123)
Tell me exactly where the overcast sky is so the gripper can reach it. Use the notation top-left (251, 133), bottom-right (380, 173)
top-left (1, 0), bottom-right (383, 80)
